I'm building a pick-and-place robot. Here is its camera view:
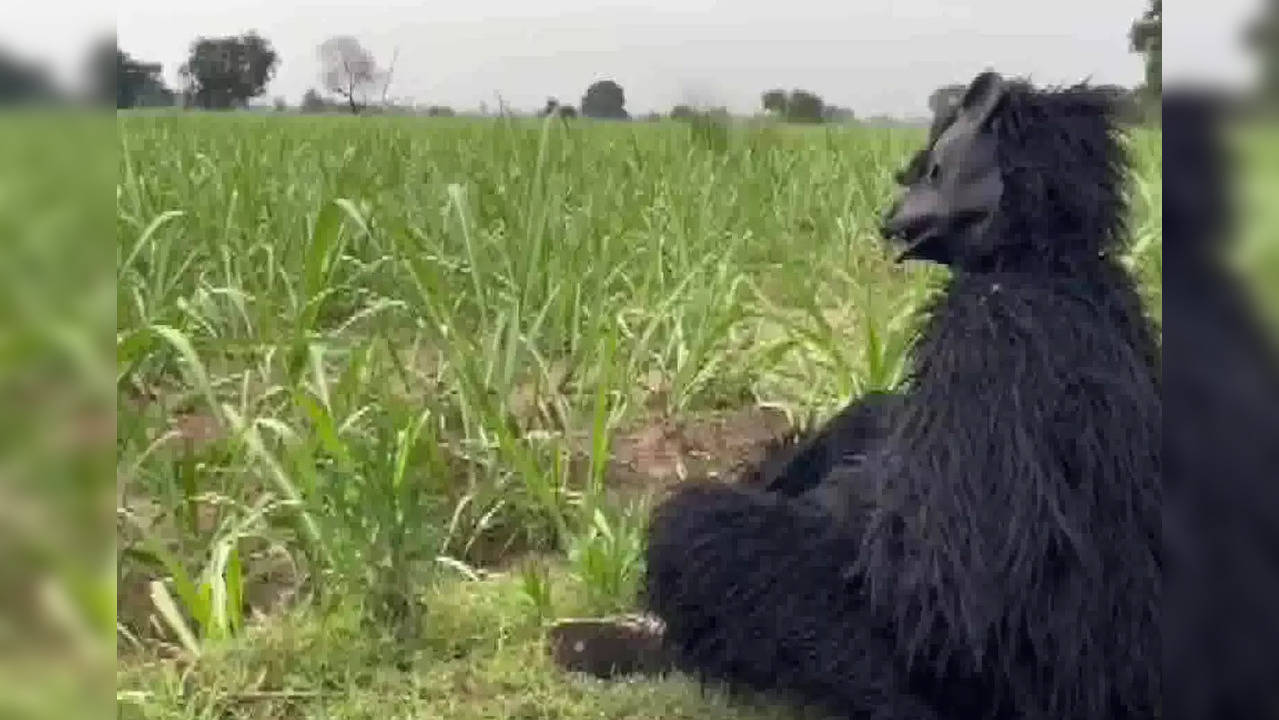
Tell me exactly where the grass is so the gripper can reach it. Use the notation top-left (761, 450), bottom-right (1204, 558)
top-left (114, 111), bottom-right (1165, 718)
top-left (117, 568), bottom-right (826, 720)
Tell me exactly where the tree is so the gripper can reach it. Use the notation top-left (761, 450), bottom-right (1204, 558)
top-left (319, 36), bottom-right (389, 114)
top-left (0, 47), bottom-right (56, 105)
top-left (1129, 0), bottom-right (1162, 98)
top-left (786, 89), bottom-right (824, 123)
top-left (84, 35), bottom-right (119, 106)
top-left (760, 89), bottom-right (826, 123)
top-left (102, 38), bottom-right (173, 109)
top-left (1245, 0), bottom-right (1279, 104)
top-left (670, 104), bottom-right (697, 120)
top-left (180, 31), bottom-right (279, 109)
top-left (301, 88), bottom-right (329, 112)
top-left (761, 89), bottom-right (787, 115)
top-left (425, 105), bottom-right (456, 117)
top-left (581, 79), bottom-right (628, 119)
top-left (823, 105), bottom-right (856, 123)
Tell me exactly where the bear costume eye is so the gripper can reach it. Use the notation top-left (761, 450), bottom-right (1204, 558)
top-left (927, 161), bottom-right (941, 183)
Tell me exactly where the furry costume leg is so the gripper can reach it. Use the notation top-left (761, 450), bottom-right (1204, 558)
top-left (644, 480), bottom-right (945, 720)
top-left (758, 391), bottom-right (902, 498)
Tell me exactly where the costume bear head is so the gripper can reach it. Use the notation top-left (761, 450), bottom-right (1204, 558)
top-left (883, 71), bottom-right (1128, 273)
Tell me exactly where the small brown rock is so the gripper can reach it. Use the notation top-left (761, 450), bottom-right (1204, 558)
top-left (547, 615), bottom-right (673, 678)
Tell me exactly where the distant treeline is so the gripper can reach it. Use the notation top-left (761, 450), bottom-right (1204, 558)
top-left (37, 0), bottom-right (1279, 125)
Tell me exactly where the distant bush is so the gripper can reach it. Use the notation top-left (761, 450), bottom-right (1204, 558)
top-left (300, 88), bottom-right (331, 113)
top-left (581, 80), bottom-right (628, 119)
top-left (672, 107), bottom-right (731, 154)
top-left (539, 98), bottom-right (578, 119)
top-left (760, 88), bottom-right (834, 123)
top-left (822, 105), bottom-right (856, 123)
top-left (670, 105), bottom-right (697, 121)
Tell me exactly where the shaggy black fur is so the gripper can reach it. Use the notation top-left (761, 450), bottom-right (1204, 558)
top-left (1162, 90), bottom-right (1279, 720)
top-left (643, 73), bottom-right (1161, 720)
top-left (742, 390), bottom-right (903, 498)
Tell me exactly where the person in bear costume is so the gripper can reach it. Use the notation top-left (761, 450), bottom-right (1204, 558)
top-left (559, 71), bottom-right (1161, 720)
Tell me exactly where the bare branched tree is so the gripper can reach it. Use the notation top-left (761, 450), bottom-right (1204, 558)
top-left (318, 36), bottom-right (388, 114)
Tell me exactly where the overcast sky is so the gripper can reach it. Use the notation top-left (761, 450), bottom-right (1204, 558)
top-left (1, 1), bottom-right (1263, 116)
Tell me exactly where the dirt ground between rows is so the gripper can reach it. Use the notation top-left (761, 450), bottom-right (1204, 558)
top-left (117, 402), bottom-right (802, 649)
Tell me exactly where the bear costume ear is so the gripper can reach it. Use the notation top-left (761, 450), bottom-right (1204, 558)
top-left (959, 71), bottom-right (1005, 126)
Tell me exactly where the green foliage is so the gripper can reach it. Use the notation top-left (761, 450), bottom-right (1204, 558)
top-left (300, 88), bottom-right (329, 113)
top-left (567, 505), bottom-right (649, 615)
top-left (125, 505), bottom-right (255, 655)
top-left (786, 90), bottom-right (825, 123)
top-left (517, 558), bottom-right (555, 624)
top-left (1129, 0), bottom-right (1162, 97)
top-left (670, 104), bottom-right (697, 120)
top-left (761, 89), bottom-right (828, 123)
top-left (111, 43), bottom-right (174, 109)
top-left (118, 572), bottom-right (815, 719)
top-left (823, 105), bottom-right (856, 123)
top-left (0, 45), bottom-right (56, 104)
top-left (1245, 0), bottom-right (1279, 104)
top-left (761, 89), bottom-right (787, 114)
top-left (581, 79), bottom-right (628, 119)
top-left (113, 112), bottom-right (1166, 716)
top-left (1, 112), bottom-right (115, 720)
top-left (179, 32), bottom-right (279, 109)
top-left (684, 110), bottom-right (731, 154)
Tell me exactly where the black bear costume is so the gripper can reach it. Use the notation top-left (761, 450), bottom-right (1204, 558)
top-left (643, 72), bottom-right (1161, 720)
